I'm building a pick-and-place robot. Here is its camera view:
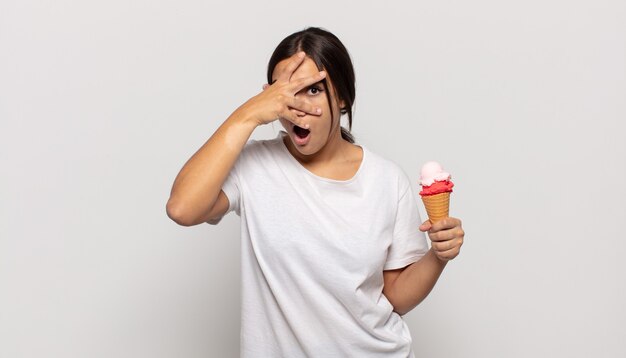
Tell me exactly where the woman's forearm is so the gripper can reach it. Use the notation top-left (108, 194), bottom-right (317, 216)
top-left (166, 109), bottom-right (257, 225)
top-left (387, 249), bottom-right (447, 316)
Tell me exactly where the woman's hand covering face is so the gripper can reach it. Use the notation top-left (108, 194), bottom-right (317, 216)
top-left (239, 51), bottom-right (326, 128)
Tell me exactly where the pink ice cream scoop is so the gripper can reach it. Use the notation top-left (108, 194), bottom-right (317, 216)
top-left (419, 161), bottom-right (452, 187)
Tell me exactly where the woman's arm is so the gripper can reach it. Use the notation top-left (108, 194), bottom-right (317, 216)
top-left (166, 114), bottom-right (257, 226)
top-left (383, 217), bottom-right (464, 315)
top-left (166, 51), bottom-right (326, 226)
top-left (383, 249), bottom-right (447, 316)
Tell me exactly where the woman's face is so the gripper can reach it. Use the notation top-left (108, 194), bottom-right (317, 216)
top-left (272, 57), bottom-right (345, 157)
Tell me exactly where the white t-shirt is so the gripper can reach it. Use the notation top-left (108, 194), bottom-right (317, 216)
top-left (213, 131), bottom-right (429, 357)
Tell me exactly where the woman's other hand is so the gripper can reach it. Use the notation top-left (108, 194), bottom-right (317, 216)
top-left (419, 217), bottom-right (465, 262)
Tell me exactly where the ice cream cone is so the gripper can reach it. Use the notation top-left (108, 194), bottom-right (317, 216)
top-left (421, 192), bottom-right (450, 224)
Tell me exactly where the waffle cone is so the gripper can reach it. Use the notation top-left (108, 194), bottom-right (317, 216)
top-left (421, 192), bottom-right (450, 223)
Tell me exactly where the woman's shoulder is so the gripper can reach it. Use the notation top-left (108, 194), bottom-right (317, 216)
top-left (234, 136), bottom-right (285, 170)
top-left (241, 135), bottom-right (283, 155)
top-left (363, 146), bottom-right (415, 192)
top-left (362, 145), bottom-right (408, 177)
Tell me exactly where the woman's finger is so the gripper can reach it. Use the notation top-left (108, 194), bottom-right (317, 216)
top-left (287, 96), bottom-right (322, 116)
top-left (432, 237), bottom-right (463, 252)
top-left (280, 108), bottom-right (310, 129)
top-left (276, 51), bottom-right (306, 83)
top-left (289, 71), bottom-right (327, 94)
top-left (290, 108), bottom-right (307, 116)
top-left (429, 226), bottom-right (463, 242)
top-left (435, 246), bottom-right (460, 261)
top-left (430, 217), bottom-right (461, 233)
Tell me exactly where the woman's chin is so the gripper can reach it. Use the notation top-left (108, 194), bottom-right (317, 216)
top-left (290, 138), bottom-right (317, 156)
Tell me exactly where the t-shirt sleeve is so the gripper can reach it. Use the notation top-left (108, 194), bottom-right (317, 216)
top-left (383, 173), bottom-right (430, 270)
top-left (205, 142), bottom-right (248, 225)
top-left (205, 167), bottom-right (240, 225)
top-left (221, 166), bottom-right (241, 216)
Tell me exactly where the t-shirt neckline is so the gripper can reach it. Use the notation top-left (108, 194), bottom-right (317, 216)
top-left (277, 131), bottom-right (367, 184)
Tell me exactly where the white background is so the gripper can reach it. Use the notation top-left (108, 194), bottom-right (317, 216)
top-left (1, 0), bottom-right (625, 357)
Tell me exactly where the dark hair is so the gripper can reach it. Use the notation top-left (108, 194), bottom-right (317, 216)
top-left (267, 27), bottom-right (356, 144)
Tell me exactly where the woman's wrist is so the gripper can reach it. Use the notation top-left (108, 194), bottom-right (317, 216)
top-left (228, 107), bottom-right (260, 131)
top-left (428, 248), bottom-right (449, 267)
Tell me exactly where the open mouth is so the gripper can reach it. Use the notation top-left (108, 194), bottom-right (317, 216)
top-left (292, 125), bottom-right (311, 145)
top-left (293, 125), bottom-right (310, 138)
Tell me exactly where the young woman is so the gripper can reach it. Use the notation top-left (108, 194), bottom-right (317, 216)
top-left (167, 27), bottom-right (464, 358)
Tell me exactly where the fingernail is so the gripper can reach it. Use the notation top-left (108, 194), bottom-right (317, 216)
top-left (305, 124), bottom-right (310, 129)
top-left (298, 52), bottom-right (305, 58)
top-left (319, 71), bottom-right (326, 77)
top-left (316, 108), bottom-right (321, 114)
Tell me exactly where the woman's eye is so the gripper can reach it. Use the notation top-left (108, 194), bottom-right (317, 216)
top-left (307, 86), bottom-right (322, 95)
